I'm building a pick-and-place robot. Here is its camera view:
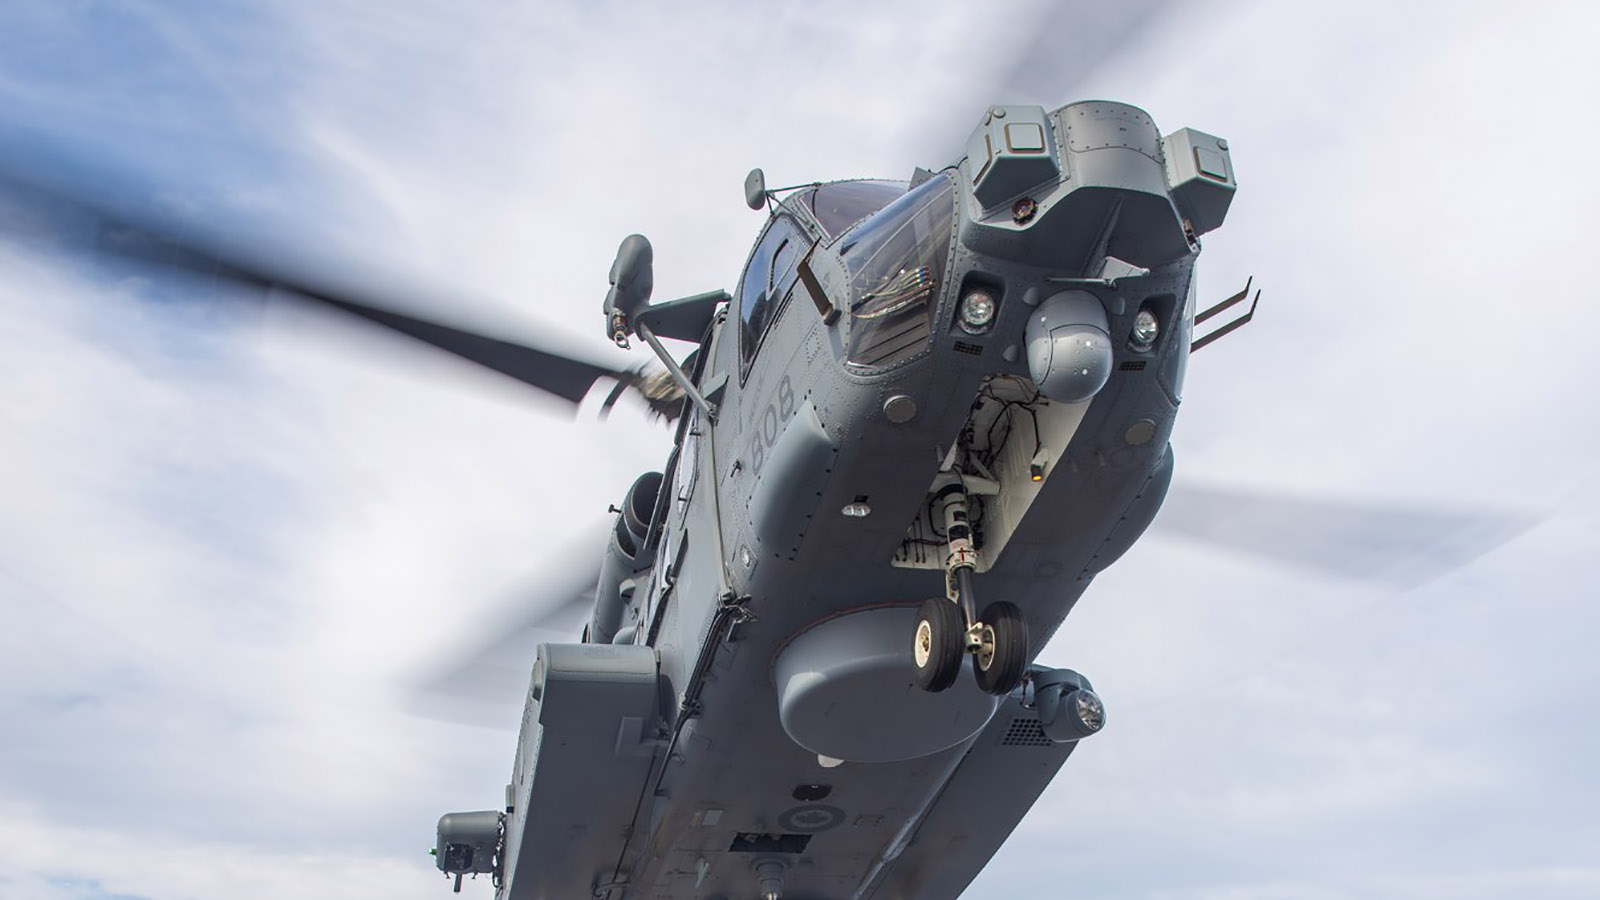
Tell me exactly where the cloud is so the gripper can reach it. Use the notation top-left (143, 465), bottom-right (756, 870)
top-left (0, 803), bottom-right (432, 900)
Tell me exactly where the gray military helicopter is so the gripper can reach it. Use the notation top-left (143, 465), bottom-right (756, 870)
top-left (423, 99), bottom-right (1253, 900)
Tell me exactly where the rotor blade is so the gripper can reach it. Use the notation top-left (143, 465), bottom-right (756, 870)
top-left (408, 521), bottom-right (611, 727)
top-left (410, 588), bottom-right (591, 722)
top-left (1152, 483), bottom-right (1534, 587)
top-left (989, 0), bottom-right (1180, 103)
top-left (0, 164), bottom-right (626, 407)
top-left (902, 0), bottom-right (1180, 164)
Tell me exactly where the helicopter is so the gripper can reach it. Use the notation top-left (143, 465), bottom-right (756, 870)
top-left (418, 99), bottom-right (1254, 900)
top-left (1, 97), bottom-right (1252, 899)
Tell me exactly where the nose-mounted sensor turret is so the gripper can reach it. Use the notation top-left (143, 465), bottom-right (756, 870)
top-left (1024, 290), bottom-right (1113, 403)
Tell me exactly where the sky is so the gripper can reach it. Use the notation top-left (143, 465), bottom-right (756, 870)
top-left (1, 1), bottom-right (1598, 899)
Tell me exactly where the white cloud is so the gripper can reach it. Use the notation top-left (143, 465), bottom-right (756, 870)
top-left (0, 802), bottom-right (436, 900)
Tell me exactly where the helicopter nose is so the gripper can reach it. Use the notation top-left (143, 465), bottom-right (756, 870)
top-left (1025, 290), bottom-right (1113, 403)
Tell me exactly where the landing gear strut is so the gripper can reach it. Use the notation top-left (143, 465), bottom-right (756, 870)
top-left (910, 480), bottom-right (1029, 695)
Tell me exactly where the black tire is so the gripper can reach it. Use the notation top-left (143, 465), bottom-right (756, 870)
top-left (912, 598), bottom-right (965, 692)
top-left (973, 601), bottom-right (1028, 695)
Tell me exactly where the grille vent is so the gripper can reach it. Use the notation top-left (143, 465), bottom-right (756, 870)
top-left (1000, 717), bottom-right (1053, 747)
top-left (853, 311), bottom-right (930, 368)
top-left (1119, 360), bottom-right (1148, 372)
top-left (953, 341), bottom-right (984, 356)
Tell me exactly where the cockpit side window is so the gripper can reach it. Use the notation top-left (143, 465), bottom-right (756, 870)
top-left (838, 173), bottom-right (956, 371)
top-left (738, 215), bottom-right (807, 375)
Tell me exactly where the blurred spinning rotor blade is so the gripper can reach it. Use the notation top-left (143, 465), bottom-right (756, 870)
top-left (991, 0), bottom-right (1180, 102)
top-left (410, 522), bottom-right (611, 728)
top-left (0, 163), bottom-right (630, 408)
top-left (1154, 483), bottom-right (1534, 587)
top-left (902, 0), bottom-right (1179, 162)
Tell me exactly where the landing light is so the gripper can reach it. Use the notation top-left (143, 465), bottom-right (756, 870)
top-left (958, 288), bottom-right (997, 334)
top-left (1074, 690), bottom-right (1105, 732)
top-left (841, 502), bottom-right (872, 518)
top-left (1130, 308), bottom-right (1159, 350)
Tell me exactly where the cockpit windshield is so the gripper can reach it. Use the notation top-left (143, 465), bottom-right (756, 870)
top-left (800, 180), bottom-right (908, 239)
top-left (837, 173), bottom-right (956, 370)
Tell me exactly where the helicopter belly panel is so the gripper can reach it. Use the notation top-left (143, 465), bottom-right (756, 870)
top-left (501, 643), bottom-right (664, 900)
top-left (861, 697), bottom-right (1078, 900)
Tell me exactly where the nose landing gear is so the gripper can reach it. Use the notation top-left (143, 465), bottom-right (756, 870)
top-left (910, 597), bottom-right (1029, 696)
top-left (910, 482), bottom-right (1029, 695)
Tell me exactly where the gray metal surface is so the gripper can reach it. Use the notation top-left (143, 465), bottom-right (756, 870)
top-left (863, 696), bottom-right (1080, 900)
top-left (1162, 127), bottom-right (1236, 236)
top-left (1025, 290), bottom-right (1114, 402)
top-left (774, 606), bottom-right (999, 762)
top-left (500, 642), bottom-right (662, 900)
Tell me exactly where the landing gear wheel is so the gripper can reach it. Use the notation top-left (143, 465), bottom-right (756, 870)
top-left (912, 597), bottom-right (965, 692)
top-left (973, 601), bottom-right (1028, 695)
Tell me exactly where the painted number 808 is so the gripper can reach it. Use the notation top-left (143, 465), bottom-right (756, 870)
top-left (747, 375), bottom-right (795, 477)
